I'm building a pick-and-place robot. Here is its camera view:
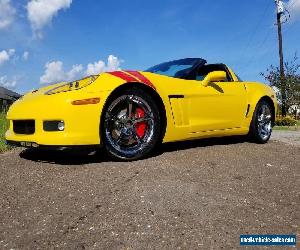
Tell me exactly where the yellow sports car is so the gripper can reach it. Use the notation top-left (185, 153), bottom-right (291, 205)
top-left (5, 58), bottom-right (277, 160)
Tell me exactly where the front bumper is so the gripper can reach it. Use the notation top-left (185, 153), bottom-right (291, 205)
top-left (5, 89), bottom-right (110, 146)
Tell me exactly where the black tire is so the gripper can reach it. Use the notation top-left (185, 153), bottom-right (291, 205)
top-left (102, 88), bottom-right (162, 161)
top-left (249, 100), bottom-right (273, 144)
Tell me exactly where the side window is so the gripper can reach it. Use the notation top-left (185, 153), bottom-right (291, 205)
top-left (196, 66), bottom-right (210, 81)
top-left (196, 64), bottom-right (232, 82)
top-left (196, 65), bottom-right (215, 81)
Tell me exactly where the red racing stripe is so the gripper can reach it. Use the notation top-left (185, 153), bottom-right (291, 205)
top-left (108, 71), bottom-right (137, 82)
top-left (125, 71), bottom-right (156, 90)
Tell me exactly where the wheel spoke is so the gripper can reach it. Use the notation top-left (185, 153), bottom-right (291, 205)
top-left (127, 102), bottom-right (133, 119)
top-left (133, 116), bottom-right (153, 124)
top-left (116, 131), bottom-right (124, 145)
top-left (261, 126), bottom-right (267, 135)
top-left (265, 114), bottom-right (271, 120)
top-left (133, 130), bottom-right (142, 145)
top-left (263, 115), bottom-right (272, 124)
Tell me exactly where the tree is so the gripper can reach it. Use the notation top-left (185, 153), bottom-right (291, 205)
top-left (261, 54), bottom-right (300, 117)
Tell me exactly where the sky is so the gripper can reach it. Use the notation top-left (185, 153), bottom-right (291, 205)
top-left (0, 0), bottom-right (300, 94)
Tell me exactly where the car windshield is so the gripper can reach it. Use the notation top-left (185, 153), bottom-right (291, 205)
top-left (145, 58), bottom-right (204, 79)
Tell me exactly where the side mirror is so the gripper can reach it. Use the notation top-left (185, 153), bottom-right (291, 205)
top-left (202, 71), bottom-right (227, 87)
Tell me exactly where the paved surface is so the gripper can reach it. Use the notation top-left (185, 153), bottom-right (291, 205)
top-left (0, 136), bottom-right (299, 249)
top-left (272, 130), bottom-right (300, 147)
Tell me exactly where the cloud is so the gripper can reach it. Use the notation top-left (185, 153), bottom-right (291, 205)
top-left (86, 55), bottom-right (122, 75)
top-left (106, 55), bottom-right (122, 72)
top-left (40, 61), bottom-right (83, 84)
top-left (287, 0), bottom-right (300, 21)
top-left (8, 49), bottom-right (15, 55)
top-left (27, 0), bottom-right (72, 38)
top-left (0, 49), bottom-right (15, 66)
top-left (66, 64), bottom-right (83, 80)
top-left (86, 61), bottom-right (106, 76)
top-left (0, 75), bottom-right (17, 89)
top-left (0, 50), bottom-right (10, 65)
top-left (40, 61), bottom-right (67, 84)
top-left (0, 0), bottom-right (16, 30)
top-left (23, 51), bottom-right (29, 61)
top-left (40, 55), bottom-right (122, 84)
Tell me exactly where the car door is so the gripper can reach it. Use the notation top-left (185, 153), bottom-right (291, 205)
top-left (186, 79), bottom-right (248, 133)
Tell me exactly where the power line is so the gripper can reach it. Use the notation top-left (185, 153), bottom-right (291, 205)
top-left (243, 28), bottom-right (273, 70)
top-left (282, 1), bottom-right (298, 35)
top-left (241, 1), bottom-right (272, 59)
top-left (288, 0), bottom-right (298, 9)
top-left (243, 0), bottom-right (294, 70)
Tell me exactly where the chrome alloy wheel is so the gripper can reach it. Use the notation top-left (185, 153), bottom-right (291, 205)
top-left (257, 104), bottom-right (272, 141)
top-left (104, 95), bottom-right (155, 156)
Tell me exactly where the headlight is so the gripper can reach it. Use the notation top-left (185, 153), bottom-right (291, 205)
top-left (45, 75), bottom-right (99, 95)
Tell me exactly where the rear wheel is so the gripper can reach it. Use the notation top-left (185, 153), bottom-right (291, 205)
top-left (103, 88), bottom-right (161, 161)
top-left (249, 100), bottom-right (273, 143)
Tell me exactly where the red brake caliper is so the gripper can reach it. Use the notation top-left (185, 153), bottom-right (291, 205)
top-left (135, 107), bottom-right (147, 138)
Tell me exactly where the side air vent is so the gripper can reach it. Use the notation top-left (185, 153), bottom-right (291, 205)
top-left (245, 104), bottom-right (250, 117)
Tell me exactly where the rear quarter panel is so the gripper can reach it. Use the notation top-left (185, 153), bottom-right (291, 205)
top-left (242, 82), bottom-right (277, 128)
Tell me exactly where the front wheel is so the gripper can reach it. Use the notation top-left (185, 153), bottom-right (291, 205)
top-left (102, 88), bottom-right (162, 161)
top-left (249, 100), bottom-right (274, 143)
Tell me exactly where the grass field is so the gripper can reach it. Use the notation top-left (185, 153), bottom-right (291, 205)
top-left (0, 112), bottom-right (10, 153)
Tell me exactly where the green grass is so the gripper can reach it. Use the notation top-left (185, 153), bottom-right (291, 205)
top-left (0, 112), bottom-right (10, 153)
top-left (273, 126), bottom-right (299, 131)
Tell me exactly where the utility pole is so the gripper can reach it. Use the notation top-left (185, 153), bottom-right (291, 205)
top-left (275, 0), bottom-right (287, 116)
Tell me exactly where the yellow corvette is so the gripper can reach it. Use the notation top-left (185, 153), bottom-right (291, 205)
top-left (5, 58), bottom-right (277, 160)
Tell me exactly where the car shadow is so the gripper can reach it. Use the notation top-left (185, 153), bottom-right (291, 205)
top-left (19, 148), bottom-right (108, 165)
top-left (20, 136), bottom-right (249, 165)
top-left (160, 135), bottom-right (248, 153)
